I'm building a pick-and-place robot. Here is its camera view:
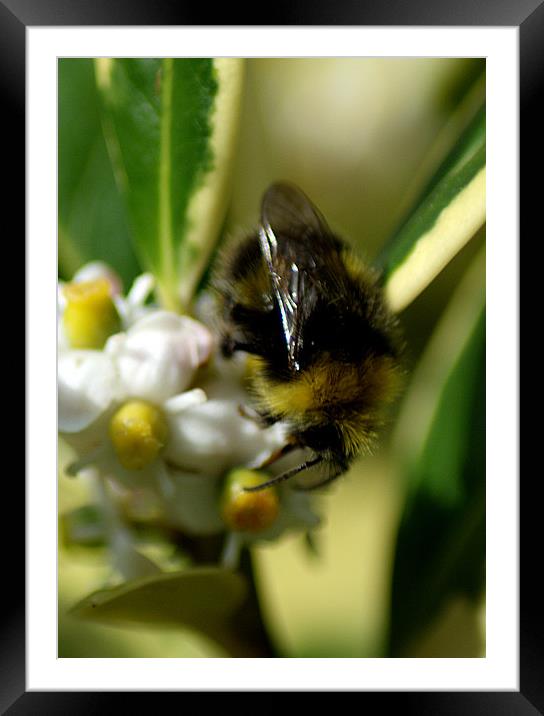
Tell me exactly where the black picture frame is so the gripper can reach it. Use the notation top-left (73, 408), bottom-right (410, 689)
top-left (11, 0), bottom-right (530, 711)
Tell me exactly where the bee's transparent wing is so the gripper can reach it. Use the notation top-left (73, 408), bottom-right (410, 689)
top-left (260, 182), bottom-right (333, 243)
top-left (258, 183), bottom-right (339, 371)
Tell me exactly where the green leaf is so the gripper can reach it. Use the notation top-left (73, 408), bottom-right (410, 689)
top-left (435, 59), bottom-right (485, 113)
top-left (70, 567), bottom-right (247, 654)
top-left (58, 59), bottom-right (141, 286)
top-left (95, 58), bottom-right (244, 311)
top-left (387, 251), bottom-right (485, 655)
top-left (379, 105), bottom-right (486, 313)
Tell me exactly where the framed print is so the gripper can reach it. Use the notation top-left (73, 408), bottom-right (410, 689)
top-left (11, 0), bottom-right (533, 711)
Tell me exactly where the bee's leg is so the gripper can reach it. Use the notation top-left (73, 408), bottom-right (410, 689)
top-left (237, 404), bottom-right (276, 427)
top-left (254, 440), bottom-right (297, 469)
top-left (220, 333), bottom-right (249, 358)
top-left (220, 334), bottom-right (236, 358)
top-left (238, 403), bottom-right (259, 420)
top-left (220, 334), bottom-right (255, 358)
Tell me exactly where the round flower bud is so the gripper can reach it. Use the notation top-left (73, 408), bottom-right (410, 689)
top-left (221, 468), bottom-right (280, 533)
top-left (109, 400), bottom-right (169, 470)
top-left (63, 278), bottom-right (121, 349)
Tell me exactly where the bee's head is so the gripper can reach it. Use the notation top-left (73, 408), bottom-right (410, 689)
top-left (297, 422), bottom-right (348, 463)
top-left (296, 402), bottom-right (382, 467)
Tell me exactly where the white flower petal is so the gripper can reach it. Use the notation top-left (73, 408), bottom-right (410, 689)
top-left (60, 413), bottom-right (112, 458)
top-left (73, 261), bottom-right (123, 294)
top-left (103, 332), bottom-right (125, 355)
top-left (113, 337), bottom-right (184, 403)
top-left (138, 311), bottom-right (214, 365)
top-left (155, 466), bottom-right (224, 536)
top-left (94, 450), bottom-right (161, 492)
top-left (126, 273), bottom-right (155, 307)
top-left (113, 273), bottom-right (155, 328)
top-left (163, 389), bottom-right (207, 415)
top-left (57, 285), bottom-right (69, 351)
top-left (57, 283), bottom-right (67, 311)
top-left (58, 351), bottom-right (118, 432)
top-left (164, 398), bottom-right (288, 476)
top-left (57, 320), bottom-right (69, 352)
top-left (106, 311), bottom-right (213, 403)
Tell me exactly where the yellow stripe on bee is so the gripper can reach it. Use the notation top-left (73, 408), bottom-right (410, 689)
top-left (340, 248), bottom-right (378, 286)
top-left (245, 355), bottom-right (266, 380)
top-left (235, 267), bottom-right (270, 306)
top-left (264, 378), bottom-right (318, 415)
top-left (250, 354), bottom-right (402, 421)
top-left (341, 415), bottom-right (377, 456)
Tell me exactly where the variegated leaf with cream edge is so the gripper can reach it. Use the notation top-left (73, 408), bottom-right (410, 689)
top-left (379, 106), bottom-right (486, 313)
top-left (387, 249), bottom-right (486, 656)
top-left (95, 58), bottom-right (245, 312)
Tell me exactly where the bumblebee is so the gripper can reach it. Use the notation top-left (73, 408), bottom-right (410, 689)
top-left (214, 182), bottom-right (403, 491)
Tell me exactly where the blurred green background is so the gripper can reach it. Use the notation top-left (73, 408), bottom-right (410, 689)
top-left (58, 57), bottom-right (485, 658)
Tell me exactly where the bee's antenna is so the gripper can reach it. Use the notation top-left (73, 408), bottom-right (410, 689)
top-left (243, 456), bottom-right (323, 492)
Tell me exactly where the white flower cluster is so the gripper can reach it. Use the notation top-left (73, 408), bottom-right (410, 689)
top-left (58, 263), bottom-right (319, 573)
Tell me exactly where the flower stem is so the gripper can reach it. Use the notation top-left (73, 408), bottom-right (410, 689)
top-left (176, 534), bottom-right (277, 657)
top-left (229, 548), bottom-right (278, 658)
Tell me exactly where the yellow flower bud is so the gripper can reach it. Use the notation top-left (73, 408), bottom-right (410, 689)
top-left (221, 468), bottom-right (280, 533)
top-left (109, 400), bottom-right (169, 470)
top-left (63, 278), bottom-right (121, 349)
